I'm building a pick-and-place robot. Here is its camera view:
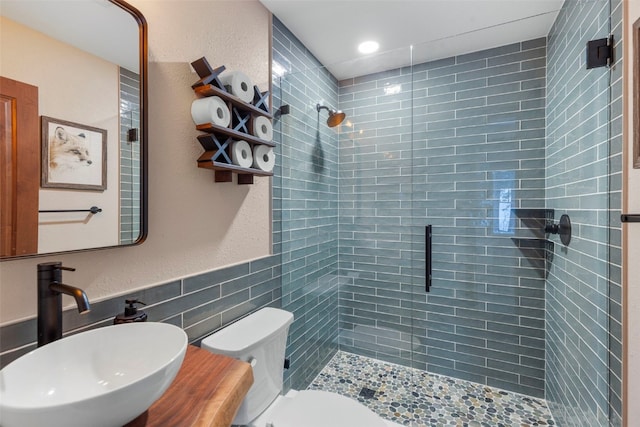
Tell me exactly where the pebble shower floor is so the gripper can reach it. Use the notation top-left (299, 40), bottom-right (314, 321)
top-left (308, 351), bottom-right (556, 427)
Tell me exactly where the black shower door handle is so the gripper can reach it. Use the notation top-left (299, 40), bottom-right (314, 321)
top-left (426, 225), bottom-right (432, 293)
top-left (621, 214), bottom-right (640, 222)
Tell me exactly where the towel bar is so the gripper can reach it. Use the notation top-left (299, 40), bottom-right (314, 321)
top-left (39, 206), bottom-right (102, 214)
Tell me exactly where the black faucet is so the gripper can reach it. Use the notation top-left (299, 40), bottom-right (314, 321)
top-left (37, 262), bottom-right (91, 347)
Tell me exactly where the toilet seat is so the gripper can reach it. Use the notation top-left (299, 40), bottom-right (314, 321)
top-left (265, 390), bottom-right (388, 427)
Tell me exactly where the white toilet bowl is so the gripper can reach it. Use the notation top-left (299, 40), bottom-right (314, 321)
top-left (249, 389), bottom-right (388, 427)
top-left (201, 308), bottom-right (396, 427)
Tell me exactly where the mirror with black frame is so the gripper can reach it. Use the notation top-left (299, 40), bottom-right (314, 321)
top-left (0, 0), bottom-right (147, 259)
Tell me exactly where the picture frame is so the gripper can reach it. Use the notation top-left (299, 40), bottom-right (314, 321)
top-left (41, 116), bottom-right (107, 191)
top-left (634, 17), bottom-right (640, 168)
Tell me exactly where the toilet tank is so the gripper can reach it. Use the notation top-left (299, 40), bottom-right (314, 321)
top-left (201, 307), bottom-right (294, 425)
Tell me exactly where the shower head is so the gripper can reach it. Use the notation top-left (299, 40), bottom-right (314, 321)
top-left (316, 103), bottom-right (346, 127)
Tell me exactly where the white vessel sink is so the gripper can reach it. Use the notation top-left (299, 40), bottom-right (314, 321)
top-left (0, 322), bottom-right (188, 427)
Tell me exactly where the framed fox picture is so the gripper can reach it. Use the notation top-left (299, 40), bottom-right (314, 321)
top-left (41, 116), bottom-right (107, 191)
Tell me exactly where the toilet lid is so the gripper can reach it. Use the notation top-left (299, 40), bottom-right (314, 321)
top-left (267, 390), bottom-right (388, 427)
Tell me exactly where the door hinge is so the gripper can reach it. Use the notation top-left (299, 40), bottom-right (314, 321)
top-left (586, 35), bottom-right (614, 69)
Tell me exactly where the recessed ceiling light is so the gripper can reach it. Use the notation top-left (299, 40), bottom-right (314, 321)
top-left (358, 41), bottom-right (379, 54)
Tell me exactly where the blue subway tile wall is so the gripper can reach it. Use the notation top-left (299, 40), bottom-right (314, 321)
top-left (119, 67), bottom-right (142, 245)
top-left (545, 0), bottom-right (613, 425)
top-left (0, 256), bottom-right (281, 368)
top-left (272, 17), bottom-right (341, 391)
top-left (338, 40), bottom-right (548, 397)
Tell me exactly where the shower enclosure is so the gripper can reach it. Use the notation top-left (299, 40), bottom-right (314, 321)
top-left (273, 1), bottom-right (615, 425)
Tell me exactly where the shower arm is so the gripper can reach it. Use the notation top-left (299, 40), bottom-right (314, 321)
top-left (316, 103), bottom-right (346, 127)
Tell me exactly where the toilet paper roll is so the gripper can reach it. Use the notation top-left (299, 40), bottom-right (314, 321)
top-left (231, 140), bottom-right (253, 168)
top-left (190, 96), bottom-right (230, 127)
top-left (220, 71), bottom-right (254, 103)
top-left (252, 145), bottom-right (275, 172)
top-left (253, 116), bottom-right (273, 142)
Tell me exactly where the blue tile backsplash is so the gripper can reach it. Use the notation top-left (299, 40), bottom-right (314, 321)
top-left (0, 256), bottom-right (281, 367)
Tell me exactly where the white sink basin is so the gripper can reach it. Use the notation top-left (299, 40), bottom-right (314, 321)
top-left (0, 322), bottom-right (188, 427)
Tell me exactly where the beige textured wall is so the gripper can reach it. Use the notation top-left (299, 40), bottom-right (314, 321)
top-left (0, 16), bottom-right (120, 253)
top-left (0, 0), bottom-right (272, 324)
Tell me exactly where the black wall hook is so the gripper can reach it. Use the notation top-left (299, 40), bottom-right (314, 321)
top-left (545, 214), bottom-right (571, 246)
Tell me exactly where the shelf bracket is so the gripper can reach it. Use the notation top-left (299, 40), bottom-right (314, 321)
top-left (191, 57), bottom-right (227, 90)
top-left (231, 108), bottom-right (250, 133)
top-left (197, 134), bottom-right (232, 164)
top-left (253, 86), bottom-right (270, 113)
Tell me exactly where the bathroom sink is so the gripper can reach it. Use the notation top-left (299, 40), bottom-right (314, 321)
top-left (0, 322), bottom-right (188, 427)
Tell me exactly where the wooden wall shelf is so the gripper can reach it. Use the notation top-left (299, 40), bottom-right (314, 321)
top-left (196, 123), bottom-right (275, 148)
top-left (197, 157), bottom-right (273, 184)
top-left (190, 60), bottom-right (274, 185)
top-left (195, 84), bottom-right (272, 119)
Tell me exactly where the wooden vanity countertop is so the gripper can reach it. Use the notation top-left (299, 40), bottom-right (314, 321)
top-left (125, 345), bottom-right (253, 427)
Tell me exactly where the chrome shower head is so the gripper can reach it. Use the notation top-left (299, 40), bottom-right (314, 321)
top-left (316, 103), bottom-right (346, 127)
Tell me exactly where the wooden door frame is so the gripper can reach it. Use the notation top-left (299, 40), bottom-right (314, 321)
top-left (0, 76), bottom-right (39, 256)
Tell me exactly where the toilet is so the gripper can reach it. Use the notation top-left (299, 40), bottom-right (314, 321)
top-left (201, 307), bottom-right (390, 427)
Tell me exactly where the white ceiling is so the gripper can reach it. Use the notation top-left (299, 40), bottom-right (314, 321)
top-left (1, 0), bottom-right (140, 72)
top-left (259, 0), bottom-right (565, 80)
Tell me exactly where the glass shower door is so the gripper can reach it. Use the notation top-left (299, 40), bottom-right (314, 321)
top-left (409, 2), bottom-right (612, 424)
top-left (334, 46), bottom-right (422, 424)
top-left (273, 38), bottom-right (421, 404)
top-left (408, 32), bottom-right (550, 397)
top-left (274, 63), bottom-right (342, 392)
top-left (336, 48), bottom-right (417, 368)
